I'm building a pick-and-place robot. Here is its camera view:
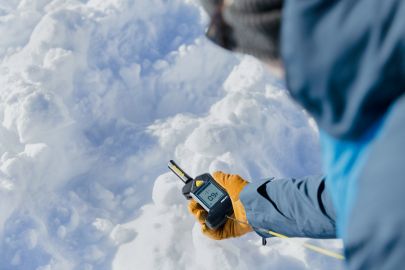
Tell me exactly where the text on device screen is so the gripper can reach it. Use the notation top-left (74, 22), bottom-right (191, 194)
top-left (197, 182), bottom-right (224, 208)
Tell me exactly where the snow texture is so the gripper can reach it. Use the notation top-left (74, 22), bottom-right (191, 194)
top-left (0, 0), bottom-right (343, 269)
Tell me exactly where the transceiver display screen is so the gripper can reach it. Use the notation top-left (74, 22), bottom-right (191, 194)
top-left (196, 182), bottom-right (225, 208)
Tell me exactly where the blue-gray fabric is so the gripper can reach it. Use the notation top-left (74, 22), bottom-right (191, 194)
top-left (282, 0), bottom-right (405, 140)
top-left (281, 1), bottom-right (405, 269)
top-left (343, 95), bottom-right (405, 270)
top-left (240, 175), bottom-right (336, 239)
top-left (239, 0), bottom-right (405, 269)
top-left (318, 120), bottom-right (384, 237)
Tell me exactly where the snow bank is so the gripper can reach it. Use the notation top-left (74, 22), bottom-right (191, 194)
top-left (0, 1), bottom-right (343, 270)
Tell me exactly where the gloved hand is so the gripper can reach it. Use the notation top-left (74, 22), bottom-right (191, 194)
top-left (188, 171), bottom-right (252, 240)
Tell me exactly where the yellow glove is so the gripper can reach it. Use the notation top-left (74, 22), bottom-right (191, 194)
top-left (188, 171), bottom-right (253, 240)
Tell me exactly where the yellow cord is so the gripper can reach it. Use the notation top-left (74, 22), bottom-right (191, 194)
top-left (302, 242), bottom-right (345, 260)
top-left (267, 229), bottom-right (345, 260)
top-left (226, 216), bottom-right (345, 260)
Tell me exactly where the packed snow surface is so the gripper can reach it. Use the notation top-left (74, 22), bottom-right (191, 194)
top-left (0, 0), bottom-right (343, 269)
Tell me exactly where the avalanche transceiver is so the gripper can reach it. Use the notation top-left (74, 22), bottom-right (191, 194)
top-left (168, 160), bottom-right (233, 230)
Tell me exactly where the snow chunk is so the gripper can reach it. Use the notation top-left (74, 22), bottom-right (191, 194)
top-left (110, 225), bottom-right (136, 245)
top-left (152, 173), bottom-right (183, 206)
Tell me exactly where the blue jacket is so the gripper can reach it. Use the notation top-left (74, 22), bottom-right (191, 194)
top-left (241, 0), bottom-right (405, 269)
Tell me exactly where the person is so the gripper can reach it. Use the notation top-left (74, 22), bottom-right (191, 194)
top-left (188, 0), bottom-right (405, 269)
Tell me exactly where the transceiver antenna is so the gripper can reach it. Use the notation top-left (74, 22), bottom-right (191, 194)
top-left (168, 160), bottom-right (193, 184)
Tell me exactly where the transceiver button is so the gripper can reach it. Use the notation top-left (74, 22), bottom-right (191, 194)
top-left (195, 180), bottom-right (204, 187)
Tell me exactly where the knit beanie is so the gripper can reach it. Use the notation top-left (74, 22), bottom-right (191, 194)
top-left (200, 0), bottom-right (283, 61)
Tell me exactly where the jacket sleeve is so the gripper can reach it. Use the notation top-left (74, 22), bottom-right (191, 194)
top-left (239, 175), bottom-right (336, 239)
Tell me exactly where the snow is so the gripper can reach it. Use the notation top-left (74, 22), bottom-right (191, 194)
top-left (0, 1), bottom-right (343, 270)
